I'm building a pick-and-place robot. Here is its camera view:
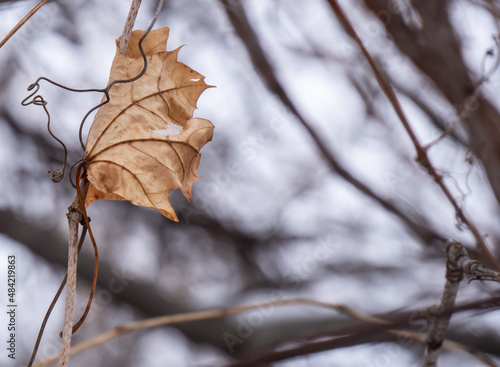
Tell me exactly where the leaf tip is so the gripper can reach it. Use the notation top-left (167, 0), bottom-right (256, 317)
top-left (160, 209), bottom-right (179, 222)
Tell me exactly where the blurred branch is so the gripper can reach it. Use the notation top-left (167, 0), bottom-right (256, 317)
top-left (31, 298), bottom-right (378, 367)
top-left (32, 297), bottom-right (500, 367)
top-left (229, 332), bottom-right (498, 367)
top-left (0, 208), bottom-right (236, 350)
top-left (0, 204), bottom-right (303, 350)
top-left (227, 295), bottom-right (500, 366)
top-left (362, 0), bottom-right (500, 258)
top-left (219, 0), bottom-right (444, 246)
top-left (3, 208), bottom-right (499, 362)
top-left (328, 0), bottom-right (500, 270)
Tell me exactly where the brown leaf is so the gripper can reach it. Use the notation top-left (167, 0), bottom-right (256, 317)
top-left (84, 27), bottom-right (214, 221)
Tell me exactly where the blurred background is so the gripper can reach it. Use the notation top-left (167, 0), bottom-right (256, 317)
top-left (1, 0), bottom-right (500, 366)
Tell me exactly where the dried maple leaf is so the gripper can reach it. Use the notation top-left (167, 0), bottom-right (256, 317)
top-left (84, 27), bottom-right (213, 221)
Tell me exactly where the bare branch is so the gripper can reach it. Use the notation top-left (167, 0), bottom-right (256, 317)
top-left (227, 295), bottom-right (500, 366)
top-left (118, 0), bottom-right (142, 54)
top-left (32, 297), bottom-right (499, 367)
top-left (219, 0), bottom-right (443, 245)
top-left (327, 0), bottom-right (500, 270)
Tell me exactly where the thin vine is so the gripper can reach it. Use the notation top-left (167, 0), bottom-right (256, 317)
top-left (22, 0), bottom-right (166, 365)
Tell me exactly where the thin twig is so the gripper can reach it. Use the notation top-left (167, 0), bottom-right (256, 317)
top-left (326, 0), bottom-right (500, 270)
top-left (119, 0), bottom-right (143, 54)
top-left (228, 297), bottom-right (500, 366)
top-left (0, 0), bottom-right (49, 49)
top-left (33, 297), bottom-right (498, 367)
top-left (425, 42), bottom-right (500, 150)
top-left (227, 328), bottom-right (498, 367)
top-left (58, 175), bottom-right (88, 367)
top-left (227, 330), bottom-right (497, 367)
top-left (33, 299), bottom-right (344, 367)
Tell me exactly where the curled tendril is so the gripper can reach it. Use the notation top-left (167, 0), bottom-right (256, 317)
top-left (21, 0), bottom-right (165, 187)
top-left (49, 168), bottom-right (64, 183)
top-left (22, 81), bottom-right (67, 183)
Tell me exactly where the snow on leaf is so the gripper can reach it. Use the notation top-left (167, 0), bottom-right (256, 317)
top-left (84, 27), bottom-right (214, 221)
top-left (151, 121), bottom-right (184, 137)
